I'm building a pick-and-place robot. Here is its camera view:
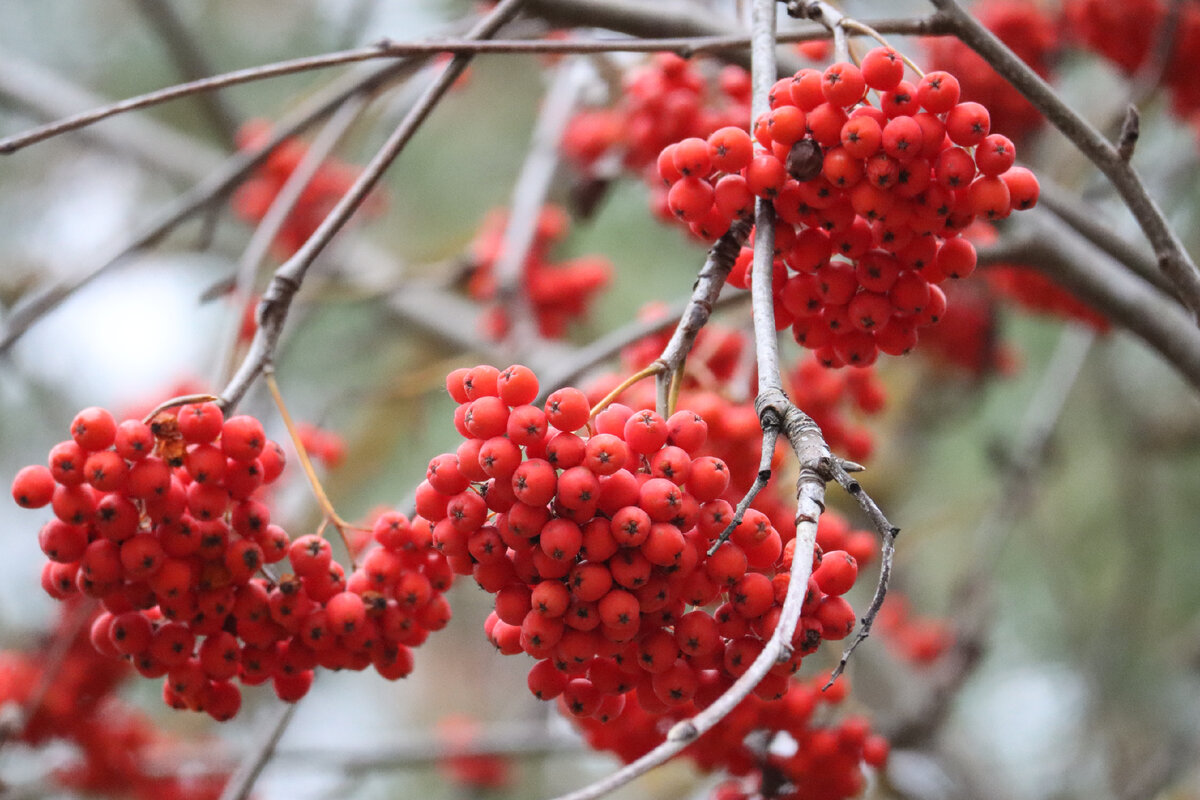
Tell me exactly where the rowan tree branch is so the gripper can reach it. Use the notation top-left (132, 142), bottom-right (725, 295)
top-left (218, 0), bottom-right (530, 412)
top-left (213, 92), bottom-right (374, 387)
top-left (0, 10), bottom-right (952, 155)
top-left (977, 212), bottom-right (1200, 392)
top-left (130, 0), bottom-right (241, 144)
top-left (216, 703), bottom-right (298, 800)
top-left (0, 59), bottom-right (423, 357)
top-left (493, 59), bottom-right (589, 357)
top-left (652, 219), bottom-right (753, 414)
top-left (929, 0), bottom-right (1200, 323)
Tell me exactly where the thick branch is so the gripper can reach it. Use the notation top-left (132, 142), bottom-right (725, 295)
top-left (1036, 181), bottom-right (1177, 302)
top-left (931, 0), bottom-right (1200, 322)
top-left (978, 213), bottom-right (1200, 392)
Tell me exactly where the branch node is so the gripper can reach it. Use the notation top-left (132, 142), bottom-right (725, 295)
top-left (1117, 105), bottom-right (1140, 161)
top-left (666, 720), bottom-right (698, 743)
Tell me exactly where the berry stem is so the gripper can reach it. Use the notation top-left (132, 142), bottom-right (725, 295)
top-left (263, 367), bottom-right (360, 568)
top-left (839, 17), bottom-right (926, 79)
top-left (587, 362), bottom-right (665, 421)
top-left (140, 393), bottom-right (221, 426)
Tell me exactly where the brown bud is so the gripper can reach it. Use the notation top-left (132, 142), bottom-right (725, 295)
top-left (787, 138), bottom-right (824, 181)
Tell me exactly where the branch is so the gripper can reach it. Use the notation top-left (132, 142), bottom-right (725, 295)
top-left (788, 1), bottom-right (849, 63)
top-left (821, 457), bottom-right (900, 687)
top-left (213, 92), bottom-right (373, 386)
top-left (217, 702), bottom-right (298, 800)
top-left (493, 60), bottom-right (590, 356)
top-left (977, 212), bottom-right (1200, 393)
top-left (545, 8), bottom-right (829, 799)
top-left (653, 219), bottom-right (753, 413)
top-left (0, 12), bottom-right (951, 156)
top-left (130, 0), bottom-right (241, 144)
top-left (0, 58), bottom-right (423, 356)
top-left (218, 0), bottom-right (530, 412)
top-left (1036, 180), bottom-right (1178, 302)
top-left (930, 0), bottom-right (1200, 322)
top-left (0, 49), bottom-right (221, 181)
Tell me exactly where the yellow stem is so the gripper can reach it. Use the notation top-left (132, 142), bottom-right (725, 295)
top-left (264, 367), bottom-right (360, 568)
top-left (841, 18), bottom-right (925, 79)
top-left (141, 393), bottom-right (221, 425)
top-left (588, 362), bottom-right (665, 420)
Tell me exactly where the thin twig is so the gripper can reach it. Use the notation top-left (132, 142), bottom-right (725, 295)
top-left (0, 59), bottom-right (424, 357)
top-left (707, 425), bottom-right (778, 555)
top-left (130, 0), bottom-right (241, 143)
top-left (822, 457), bottom-right (900, 687)
top-left (0, 15), bottom-right (955, 156)
top-left (651, 219), bottom-right (753, 416)
top-left (216, 702), bottom-right (298, 800)
top-left (213, 92), bottom-right (374, 387)
top-left (218, 0), bottom-right (530, 412)
top-left (930, 0), bottom-right (1200, 322)
top-left (0, 49), bottom-right (222, 181)
top-left (493, 59), bottom-right (589, 357)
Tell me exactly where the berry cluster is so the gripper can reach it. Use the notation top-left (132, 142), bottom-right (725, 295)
top-left (922, 0), bottom-right (1058, 140)
top-left (230, 119), bottom-right (387, 258)
top-left (0, 600), bottom-right (230, 800)
top-left (467, 205), bottom-right (612, 339)
top-left (562, 53), bottom-right (750, 176)
top-left (415, 364), bottom-right (884, 795)
top-left (654, 49), bottom-right (1040, 368)
top-left (12, 401), bottom-right (451, 719)
top-left (577, 676), bottom-right (889, 800)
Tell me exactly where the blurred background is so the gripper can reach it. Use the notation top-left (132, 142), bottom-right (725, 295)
top-left (2, 1), bottom-right (1200, 799)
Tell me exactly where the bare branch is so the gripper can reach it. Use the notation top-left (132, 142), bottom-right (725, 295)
top-left (0, 59), bottom-right (423, 357)
top-left (213, 92), bottom-right (373, 386)
top-left (821, 457), bottom-right (900, 687)
top-left (1036, 181), bottom-right (1178, 302)
top-left (707, 425), bottom-right (778, 555)
top-left (130, 0), bottom-right (241, 143)
top-left (217, 703), bottom-right (298, 800)
top-left (653, 218), bottom-right (753, 411)
top-left (493, 60), bottom-right (590, 357)
top-left (930, 0), bottom-right (1200, 322)
top-left (0, 12), bottom-right (951, 156)
top-left (977, 213), bottom-right (1200, 392)
top-left (218, 0), bottom-right (530, 412)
